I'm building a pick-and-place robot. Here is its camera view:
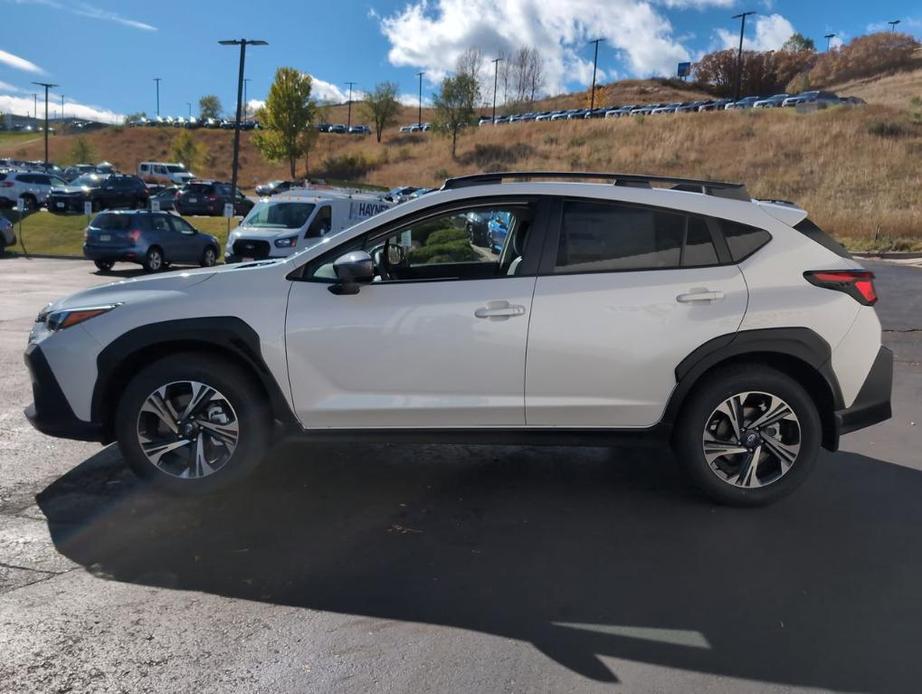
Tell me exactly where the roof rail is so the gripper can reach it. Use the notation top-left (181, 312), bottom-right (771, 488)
top-left (440, 171), bottom-right (751, 202)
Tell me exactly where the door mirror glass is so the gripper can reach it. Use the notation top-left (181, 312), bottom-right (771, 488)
top-left (332, 250), bottom-right (374, 294)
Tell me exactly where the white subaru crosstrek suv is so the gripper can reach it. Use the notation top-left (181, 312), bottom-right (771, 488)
top-left (24, 172), bottom-right (892, 506)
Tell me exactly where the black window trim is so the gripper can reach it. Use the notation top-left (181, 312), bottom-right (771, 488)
top-left (289, 195), bottom-right (553, 284)
top-left (537, 196), bottom-right (763, 276)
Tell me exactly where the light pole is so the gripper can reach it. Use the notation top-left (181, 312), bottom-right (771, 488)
top-left (60, 94), bottom-right (64, 125)
top-left (824, 33), bottom-right (836, 52)
top-left (186, 102), bottom-right (192, 118)
top-left (243, 78), bottom-right (251, 121)
top-left (32, 93), bottom-right (37, 121)
top-left (732, 12), bottom-right (756, 101)
top-left (588, 38), bottom-right (604, 112)
top-left (32, 81), bottom-right (58, 165)
top-left (491, 57), bottom-right (502, 124)
top-left (218, 38), bottom-right (268, 208)
top-left (416, 71), bottom-right (424, 127)
top-left (888, 20), bottom-right (900, 32)
top-left (344, 81), bottom-right (356, 129)
top-left (153, 77), bottom-right (161, 116)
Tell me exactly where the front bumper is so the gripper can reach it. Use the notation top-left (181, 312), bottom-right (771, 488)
top-left (834, 346), bottom-right (893, 438)
top-left (23, 342), bottom-right (104, 442)
top-left (47, 196), bottom-right (87, 213)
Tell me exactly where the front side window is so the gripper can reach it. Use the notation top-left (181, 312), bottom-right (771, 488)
top-left (307, 206), bottom-right (332, 237)
top-left (555, 201), bottom-right (685, 273)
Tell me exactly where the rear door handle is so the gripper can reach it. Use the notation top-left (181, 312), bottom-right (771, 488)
top-left (475, 301), bottom-right (527, 319)
top-left (676, 289), bottom-right (725, 303)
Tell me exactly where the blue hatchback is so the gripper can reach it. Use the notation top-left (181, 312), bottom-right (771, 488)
top-left (83, 210), bottom-right (220, 273)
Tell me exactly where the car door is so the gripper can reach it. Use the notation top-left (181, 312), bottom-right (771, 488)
top-left (525, 198), bottom-right (748, 428)
top-left (285, 198), bottom-right (549, 428)
top-left (167, 215), bottom-right (201, 262)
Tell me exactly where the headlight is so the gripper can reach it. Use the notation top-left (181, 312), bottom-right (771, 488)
top-left (274, 236), bottom-right (297, 248)
top-left (41, 304), bottom-right (121, 332)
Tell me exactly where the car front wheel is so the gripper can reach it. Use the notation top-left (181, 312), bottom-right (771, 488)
top-left (673, 365), bottom-right (820, 506)
top-left (115, 353), bottom-right (272, 494)
top-left (200, 246), bottom-right (217, 267)
top-left (143, 246), bottom-right (164, 272)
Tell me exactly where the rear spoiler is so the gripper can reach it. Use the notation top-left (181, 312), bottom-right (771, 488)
top-left (755, 199), bottom-right (808, 227)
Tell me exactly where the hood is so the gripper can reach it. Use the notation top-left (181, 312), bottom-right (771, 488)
top-left (49, 269), bottom-right (218, 313)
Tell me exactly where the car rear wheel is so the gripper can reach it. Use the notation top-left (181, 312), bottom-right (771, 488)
top-left (93, 259), bottom-right (114, 272)
top-left (21, 195), bottom-right (37, 212)
top-left (115, 353), bottom-right (272, 495)
top-left (200, 246), bottom-right (217, 267)
top-left (143, 246), bottom-right (164, 273)
top-left (673, 365), bottom-right (820, 506)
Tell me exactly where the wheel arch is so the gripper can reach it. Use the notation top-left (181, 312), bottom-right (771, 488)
top-left (663, 328), bottom-right (843, 451)
top-left (92, 317), bottom-right (297, 442)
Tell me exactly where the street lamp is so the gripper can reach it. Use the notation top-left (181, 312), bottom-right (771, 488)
top-left (243, 78), bottom-right (251, 121)
top-left (153, 77), bottom-right (161, 116)
top-left (31, 81), bottom-right (58, 165)
top-left (824, 33), bottom-right (836, 52)
top-left (731, 12), bottom-right (756, 101)
top-left (186, 102), bottom-right (192, 118)
top-left (888, 20), bottom-right (900, 32)
top-left (588, 38), bottom-right (604, 112)
top-left (345, 81), bottom-right (356, 129)
top-left (491, 58), bottom-right (502, 124)
top-left (416, 71), bottom-right (424, 127)
top-left (218, 38), bottom-right (268, 206)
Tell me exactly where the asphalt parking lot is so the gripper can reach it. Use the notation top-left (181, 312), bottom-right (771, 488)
top-left (1, 257), bottom-right (920, 693)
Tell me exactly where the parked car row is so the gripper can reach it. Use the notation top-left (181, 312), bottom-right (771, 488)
top-left (399, 123), bottom-right (432, 133)
top-left (127, 116), bottom-right (260, 130)
top-left (477, 90), bottom-right (861, 125)
top-left (316, 123), bottom-right (371, 135)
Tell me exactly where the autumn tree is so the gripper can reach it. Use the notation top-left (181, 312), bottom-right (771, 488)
top-left (361, 82), bottom-right (401, 143)
top-left (433, 73), bottom-right (480, 158)
top-left (252, 67), bottom-right (317, 178)
top-left (782, 33), bottom-right (816, 53)
top-left (198, 95), bottom-right (222, 120)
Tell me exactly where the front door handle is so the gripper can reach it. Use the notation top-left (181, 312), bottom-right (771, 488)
top-left (676, 289), bottom-right (725, 303)
top-left (475, 301), bottom-right (527, 320)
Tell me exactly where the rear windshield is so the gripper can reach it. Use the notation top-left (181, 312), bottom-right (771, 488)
top-left (185, 183), bottom-right (213, 193)
top-left (243, 202), bottom-right (315, 229)
top-left (91, 213), bottom-right (133, 230)
top-left (794, 218), bottom-right (851, 258)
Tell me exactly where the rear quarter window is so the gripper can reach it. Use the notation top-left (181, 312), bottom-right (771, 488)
top-left (721, 220), bottom-right (772, 262)
top-left (794, 218), bottom-right (851, 258)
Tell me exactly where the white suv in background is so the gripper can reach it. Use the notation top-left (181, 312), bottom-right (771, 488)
top-left (0, 170), bottom-right (68, 210)
top-left (24, 172), bottom-right (892, 506)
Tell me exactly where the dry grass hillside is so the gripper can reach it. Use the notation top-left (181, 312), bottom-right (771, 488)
top-left (3, 72), bottom-right (919, 244)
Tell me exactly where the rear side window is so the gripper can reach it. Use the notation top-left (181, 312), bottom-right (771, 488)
top-left (91, 213), bottom-right (132, 230)
top-left (555, 201), bottom-right (684, 272)
top-left (721, 220), bottom-right (771, 262)
top-left (794, 218), bottom-right (851, 258)
top-left (684, 217), bottom-right (719, 267)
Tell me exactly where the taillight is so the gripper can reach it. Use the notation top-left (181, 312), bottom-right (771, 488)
top-left (128, 229), bottom-right (141, 242)
top-left (804, 270), bottom-right (878, 306)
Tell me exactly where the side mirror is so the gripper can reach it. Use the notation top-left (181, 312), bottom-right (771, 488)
top-left (331, 250), bottom-right (374, 295)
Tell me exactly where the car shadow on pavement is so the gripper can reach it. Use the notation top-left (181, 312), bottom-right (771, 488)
top-left (37, 442), bottom-right (922, 691)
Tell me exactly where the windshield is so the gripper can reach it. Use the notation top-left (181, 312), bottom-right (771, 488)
top-left (71, 174), bottom-right (105, 187)
top-left (242, 202), bottom-right (315, 229)
top-left (166, 165), bottom-right (186, 173)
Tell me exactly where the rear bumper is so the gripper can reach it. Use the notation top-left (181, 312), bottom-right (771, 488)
top-left (23, 343), bottom-right (105, 442)
top-left (834, 346), bottom-right (893, 438)
top-left (83, 243), bottom-right (140, 261)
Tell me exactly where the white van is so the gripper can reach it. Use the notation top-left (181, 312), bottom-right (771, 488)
top-left (137, 161), bottom-right (196, 186)
top-left (224, 191), bottom-right (392, 262)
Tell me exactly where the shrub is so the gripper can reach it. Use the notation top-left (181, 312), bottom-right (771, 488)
top-left (426, 228), bottom-right (467, 245)
top-left (867, 121), bottom-right (912, 138)
top-left (320, 153), bottom-right (375, 180)
top-left (543, 135), bottom-right (558, 146)
top-left (409, 239), bottom-right (478, 264)
top-left (434, 167), bottom-right (451, 179)
top-left (457, 142), bottom-right (534, 168)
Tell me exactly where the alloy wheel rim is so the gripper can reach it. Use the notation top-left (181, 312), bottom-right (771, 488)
top-left (149, 251), bottom-right (161, 270)
top-left (702, 391), bottom-right (801, 489)
top-left (136, 380), bottom-right (239, 479)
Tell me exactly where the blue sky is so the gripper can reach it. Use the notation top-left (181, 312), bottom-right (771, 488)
top-left (1, 0), bottom-right (919, 122)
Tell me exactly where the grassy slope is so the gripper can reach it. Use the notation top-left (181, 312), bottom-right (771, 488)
top-left (2, 72), bottom-right (920, 248)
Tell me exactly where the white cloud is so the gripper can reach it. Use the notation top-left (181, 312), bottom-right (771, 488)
top-left (0, 48), bottom-right (44, 74)
top-left (0, 93), bottom-right (123, 123)
top-left (714, 13), bottom-right (796, 52)
top-left (376, 0), bottom-right (733, 94)
top-left (5, 0), bottom-right (156, 31)
top-left (0, 80), bottom-right (26, 92)
top-left (398, 92), bottom-right (430, 107)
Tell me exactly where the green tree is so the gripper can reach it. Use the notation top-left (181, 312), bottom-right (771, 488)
top-left (361, 82), bottom-right (401, 143)
top-left (433, 73), bottom-right (480, 158)
top-left (198, 95), bottom-right (222, 120)
top-left (252, 67), bottom-right (317, 178)
top-left (171, 129), bottom-right (201, 169)
top-left (782, 33), bottom-right (816, 53)
top-left (67, 136), bottom-right (96, 164)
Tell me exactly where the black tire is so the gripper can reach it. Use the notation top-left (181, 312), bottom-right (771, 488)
top-left (200, 245), bottom-right (218, 267)
top-left (115, 353), bottom-right (272, 495)
top-left (672, 364), bottom-right (821, 507)
top-left (93, 259), bottom-right (114, 272)
top-left (143, 246), bottom-right (164, 273)
top-left (92, 199), bottom-right (101, 213)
